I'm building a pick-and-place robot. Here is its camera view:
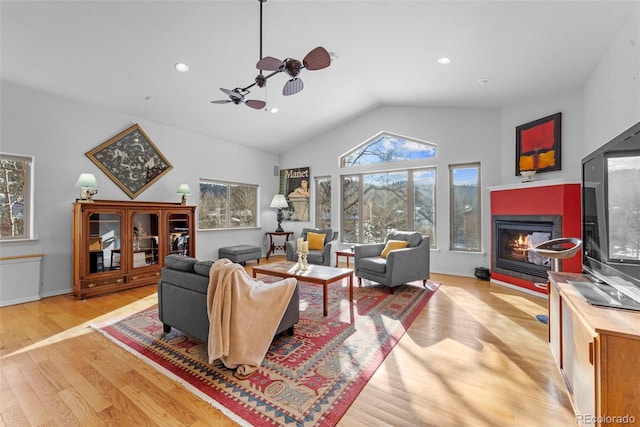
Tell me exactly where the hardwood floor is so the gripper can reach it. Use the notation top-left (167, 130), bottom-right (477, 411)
top-left (0, 256), bottom-right (575, 426)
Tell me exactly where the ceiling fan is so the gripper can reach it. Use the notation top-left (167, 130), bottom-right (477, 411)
top-left (210, 88), bottom-right (266, 110)
top-left (211, 0), bottom-right (331, 108)
top-left (256, 46), bottom-right (331, 96)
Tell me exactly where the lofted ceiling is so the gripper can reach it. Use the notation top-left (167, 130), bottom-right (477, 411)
top-left (2, 1), bottom-right (638, 154)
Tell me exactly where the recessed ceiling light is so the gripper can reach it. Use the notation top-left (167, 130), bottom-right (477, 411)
top-left (477, 77), bottom-right (492, 85)
top-left (270, 107), bottom-right (279, 114)
top-left (437, 57), bottom-right (451, 64)
top-left (144, 96), bottom-right (156, 102)
top-left (175, 62), bottom-right (189, 72)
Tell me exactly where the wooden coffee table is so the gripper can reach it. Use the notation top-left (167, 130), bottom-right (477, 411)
top-left (252, 261), bottom-right (354, 316)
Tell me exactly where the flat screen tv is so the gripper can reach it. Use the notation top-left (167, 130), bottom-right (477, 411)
top-left (581, 121), bottom-right (640, 311)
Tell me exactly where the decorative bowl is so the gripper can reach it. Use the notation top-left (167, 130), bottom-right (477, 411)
top-left (520, 170), bottom-right (537, 182)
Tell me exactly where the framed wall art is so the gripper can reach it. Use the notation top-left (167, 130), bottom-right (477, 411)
top-left (279, 167), bottom-right (310, 222)
top-left (86, 124), bottom-right (173, 199)
top-left (515, 112), bottom-right (561, 175)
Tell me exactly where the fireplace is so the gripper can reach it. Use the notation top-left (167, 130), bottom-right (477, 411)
top-left (492, 215), bottom-right (562, 283)
top-left (489, 181), bottom-right (581, 293)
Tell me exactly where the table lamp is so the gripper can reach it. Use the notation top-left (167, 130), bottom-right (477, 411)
top-left (75, 173), bottom-right (99, 202)
top-left (270, 194), bottom-right (289, 232)
top-left (176, 184), bottom-right (192, 205)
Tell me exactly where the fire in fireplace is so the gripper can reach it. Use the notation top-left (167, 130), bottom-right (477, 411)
top-left (492, 215), bottom-right (562, 282)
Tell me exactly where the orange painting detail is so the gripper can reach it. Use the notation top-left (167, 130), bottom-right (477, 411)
top-left (519, 150), bottom-right (556, 171)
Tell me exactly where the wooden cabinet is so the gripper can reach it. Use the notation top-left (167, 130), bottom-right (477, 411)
top-left (548, 272), bottom-right (640, 426)
top-left (72, 200), bottom-right (195, 299)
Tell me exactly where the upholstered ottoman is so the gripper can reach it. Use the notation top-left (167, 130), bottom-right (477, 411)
top-left (218, 244), bottom-right (262, 265)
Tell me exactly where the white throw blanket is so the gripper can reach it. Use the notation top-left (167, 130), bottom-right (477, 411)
top-left (206, 259), bottom-right (296, 378)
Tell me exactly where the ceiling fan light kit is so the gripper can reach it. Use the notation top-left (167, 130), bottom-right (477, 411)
top-left (211, 0), bottom-right (331, 108)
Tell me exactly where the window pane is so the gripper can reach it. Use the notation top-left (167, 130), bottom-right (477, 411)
top-left (315, 177), bottom-right (331, 229)
top-left (450, 164), bottom-right (481, 251)
top-left (342, 175), bottom-right (360, 243)
top-left (199, 180), bottom-right (258, 230)
top-left (0, 154), bottom-right (32, 240)
top-left (363, 171), bottom-right (407, 242)
top-left (229, 184), bottom-right (257, 228)
top-left (413, 168), bottom-right (437, 247)
top-left (342, 132), bottom-right (436, 167)
top-left (199, 181), bottom-right (229, 230)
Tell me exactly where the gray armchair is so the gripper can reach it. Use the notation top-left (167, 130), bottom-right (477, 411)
top-left (286, 228), bottom-right (339, 266)
top-left (354, 231), bottom-right (430, 293)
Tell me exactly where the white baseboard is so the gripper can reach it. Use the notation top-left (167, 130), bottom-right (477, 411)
top-left (490, 278), bottom-right (548, 299)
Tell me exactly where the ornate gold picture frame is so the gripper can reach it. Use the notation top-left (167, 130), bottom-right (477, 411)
top-left (86, 124), bottom-right (173, 199)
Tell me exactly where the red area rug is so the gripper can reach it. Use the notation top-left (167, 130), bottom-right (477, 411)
top-left (94, 279), bottom-right (439, 426)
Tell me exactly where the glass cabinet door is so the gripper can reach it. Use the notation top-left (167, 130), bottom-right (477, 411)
top-left (88, 212), bottom-right (121, 273)
top-left (132, 212), bottom-right (159, 268)
top-left (168, 212), bottom-right (190, 256)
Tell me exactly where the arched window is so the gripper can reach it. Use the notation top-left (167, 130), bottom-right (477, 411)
top-left (340, 131), bottom-right (436, 167)
top-left (340, 132), bottom-right (437, 247)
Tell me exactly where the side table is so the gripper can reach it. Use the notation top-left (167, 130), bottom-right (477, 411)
top-left (335, 249), bottom-right (355, 268)
top-left (266, 231), bottom-right (293, 259)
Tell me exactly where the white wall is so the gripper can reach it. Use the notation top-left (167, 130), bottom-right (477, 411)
top-left (1, 5), bottom-right (637, 296)
top-left (583, 6), bottom-right (640, 154)
top-left (500, 89), bottom-right (584, 185)
top-left (280, 105), bottom-right (502, 277)
top-left (0, 81), bottom-right (280, 298)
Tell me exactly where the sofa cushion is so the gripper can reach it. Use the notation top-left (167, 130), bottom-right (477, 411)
top-left (165, 254), bottom-right (197, 272)
top-left (302, 228), bottom-right (333, 246)
top-left (358, 256), bottom-right (387, 274)
top-left (194, 260), bottom-right (214, 277)
top-left (380, 240), bottom-right (409, 258)
top-left (307, 232), bottom-right (326, 250)
top-left (386, 231), bottom-right (422, 248)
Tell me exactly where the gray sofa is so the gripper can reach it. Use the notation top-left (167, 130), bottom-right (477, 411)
top-left (285, 228), bottom-right (339, 266)
top-left (354, 231), bottom-right (430, 293)
top-left (157, 255), bottom-right (299, 343)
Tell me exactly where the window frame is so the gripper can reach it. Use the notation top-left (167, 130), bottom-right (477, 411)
top-left (340, 131), bottom-right (437, 168)
top-left (340, 166), bottom-right (437, 247)
top-left (197, 178), bottom-right (259, 231)
top-left (449, 162), bottom-right (482, 252)
top-left (0, 152), bottom-right (34, 242)
top-left (315, 175), bottom-right (331, 229)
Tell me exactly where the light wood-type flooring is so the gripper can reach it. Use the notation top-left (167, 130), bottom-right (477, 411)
top-left (0, 255), bottom-right (576, 426)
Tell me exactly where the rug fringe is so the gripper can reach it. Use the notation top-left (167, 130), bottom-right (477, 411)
top-left (89, 323), bottom-right (252, 427)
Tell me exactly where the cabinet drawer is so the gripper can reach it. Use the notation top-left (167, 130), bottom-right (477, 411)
top-left (127, 270), bottom-right (161, 283)
top-left (81, 276), bottom-right (125, 289)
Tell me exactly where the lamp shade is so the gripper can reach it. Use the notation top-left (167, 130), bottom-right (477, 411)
top-left (176, 184), bottom-right (192, 195)
top-left (75, 173), bottom-right (98, 188)
top-left (270, 194), bottom-right (289, 209)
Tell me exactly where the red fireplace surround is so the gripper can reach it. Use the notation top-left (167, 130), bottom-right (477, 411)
top-left (489, 180), bottom-right (581, 293)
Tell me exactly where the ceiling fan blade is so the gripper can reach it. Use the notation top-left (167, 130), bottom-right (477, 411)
top-left (257, 57), bottom-right (284, 71)
top-left (245, 99), bottom-right (266, 109)
top-left (303, 46), bottom-right (331, 70)
top-left (283, 78), bottom-right (303, 96)
top-left (211, 100), bottom-right (232, 104)
top-left (220, 88), bottom-right (243, 100)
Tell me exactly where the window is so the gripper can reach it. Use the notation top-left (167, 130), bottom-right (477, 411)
top-left (450, 163), bottom-right (481, 252)
top-left (341, 131), bottom-right (436, 167)
top-left (0, 153), bottom-right (33, 241)
top-left (341, 168), bottom-right (436, 246)
top-left (315, 176), bottom-right (331, 229)
top-left (198, 179), bottom-right (258, 230)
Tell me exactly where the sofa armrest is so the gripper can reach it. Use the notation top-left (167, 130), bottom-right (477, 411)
top-left (285, 240), bottom-right (297, 262)
top-left (321, 232), bottom-right (340, 266)
top-left (386, 237), bottom-right (430, 283)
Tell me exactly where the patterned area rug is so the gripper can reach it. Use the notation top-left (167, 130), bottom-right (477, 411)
top-left (94, 279), bottom-right (439, 426)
